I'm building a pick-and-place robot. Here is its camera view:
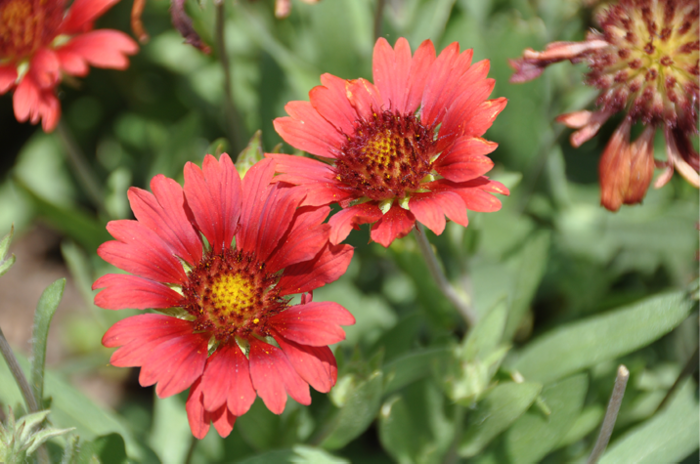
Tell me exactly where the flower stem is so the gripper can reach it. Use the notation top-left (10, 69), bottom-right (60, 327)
top-left (587, 365), bottom-right (629, 464)
top-left (215, 1), bottom-right (244, 154)
top-left (55, 119), bottom-right (105, 212)
top-left (373, 0), bottom-right (386, 40)
top-left (655, 342), bottom-right (699, 413)
top-left (0, 326), bottom-right (39, 413)
top-left (412, 224), bottom-right (477, 327)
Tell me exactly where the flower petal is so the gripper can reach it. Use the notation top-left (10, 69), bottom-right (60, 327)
top-left (327, 202), bottom-right (383, 245)
top-left (274, 101), bottom-right (345, 159)
top-left (128, 176), bottom-right (203, 266)
top-left (60, 0), bottom-right (121, 34)
top-left (210, 405), bottom-right (236, 438)
top-left (93, 274), bottom-right (183, 310)
top-left (274, 334), bottom-right (337, 393)
top-left (57, 30), bottom-right (138, 72)
top-left (277, 242), bottom-right (354, 296)
top-left (266, 206), bottom-right (331, 274)
top-left (103, 314), bottom-right (195, 361)
top-left (409, 190), bottom-right (468, 234)
top-left (183, 153), bottom-right (242, 254)
top-left (370, 206), bottom-right (416, 247)
top-left (345, 78), bottom-right (384, 121)
top-left (309, 73), bottom-right (357, 135)
top-left (421, 44), bottom-right (475, 127)
top-left (268, 301), bottom-right (355, 346)
top-left (200, 343), bottom-right (256, 416)
top-left (99, 220), bottom-right (188, 284)
top-left (186, 379), bottom-right (211, 440)
top-left (248, 339), bottom-right (310, 415)
top-left (373, 37), bottom-right (413, 112)
top-left (0, 64), bottom-right (17, 94)
top-left (434, 137), bottom-right (497, 182)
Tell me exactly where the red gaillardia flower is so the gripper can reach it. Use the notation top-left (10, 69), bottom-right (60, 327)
top-left (510, 0), bottom-right (699, 211)
top-left (269, 37), bottom-right (510, 247)
top-left (0, 0), bottom-right (138, 132)
top-left (94, 155), bottom-right (354, 439)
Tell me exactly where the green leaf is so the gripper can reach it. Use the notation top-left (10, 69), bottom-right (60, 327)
top-left (379, 396), bottom-right (422, 464)
top-left (557, 405), bottom-right (605, 447)
top-left (320, 370), bottom-right (384, 450)
top-left (75, 434), bottom-right (129, 464)
top-left (504, 374), bottom-right (588, 464)
top-left (30, 278), bottom-right (65, 409)
top-left (508, 291), bottom-right (694, 384)
top-left (459, 382), bottom-right (542, 458)
top-left (236, 399), bottom-right (283, 451)
top-left (504, 231), bottom-right (550, 340)
top-left (599, 380), bottom-right (699, 464)
top-left (383, 347), bottom-right (450, 395)
top-left (237, 445), bottom-right (349, 464)
top-left (462, 298), bottom-right (508, 361)
top-left (148, 394), bottom-right (191, 464)
top-left (236, 130), bottom-right (264, 175)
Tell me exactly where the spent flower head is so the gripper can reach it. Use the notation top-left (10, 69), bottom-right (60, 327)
top-left (510, 0), bottom-right (699, 211)
top-left (0, 0), bottom-right (139, 132)
top-left (270, 37), bottom-right (509, 247)
top-left (94, 155), bottom-right (355, 439)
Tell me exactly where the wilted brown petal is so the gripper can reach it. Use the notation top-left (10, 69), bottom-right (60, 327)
top-left (665, 126), bottom-right (700, 188)
top-left (171, 0), bottom-right (211, 53)
top-left (509, 40), bottom-right (608, 84)
top-left (623, 125), bottom-right (656, 205)
top-left (599, 118), bottom-right (633, 212)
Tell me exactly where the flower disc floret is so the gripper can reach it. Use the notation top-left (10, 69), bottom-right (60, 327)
top-left (94, 155), bottom-right (355, 439)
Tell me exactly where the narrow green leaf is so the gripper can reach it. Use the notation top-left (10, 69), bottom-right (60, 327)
top-left (0, 224), bottom-right (15, 277)
top-left (383, 347), bottom-right (450, 395)
top-left (504, 374), bottom-right (588, 464)
top-left (379, 396), bottom-right (421, 463)
top-left (236, 446), bottom-right (349, 464)
top-left (557, 405), bottom-right (605, 447)
top-left (459, 382), bottom-right (542, 458)
top-left (463, 298), bottom-right (508, 361)
top-left (25, 426), bottom-right (74, 455)
top-left (504, 231), bottom-right (550, 340)
top-left (321, 370), bottom-right (383, 450)
top-left (508, 291), bottom-right (693, 384)
top-left (30, 278), bottom-right (65, 408)
top-left (599, 381), bottom-right (699, 464)
top-left (236, 130), bottom-right (264, 174)
top-left (148, 394), bottom-right (191, 463)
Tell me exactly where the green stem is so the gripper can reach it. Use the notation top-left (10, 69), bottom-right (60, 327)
top-left (0, 326), bottom-right (39, 413)
top-left (587, 365), bottom-right (629, 464)
top-left (655, 343), bottom-right (699, 413)
top-left (373, 0), bottom-right (386, 40)
top-left (183, 434), bottom-right (198, 464)
top-left (413, 224), bottom-right (477, 327)
top-left (215, 1), bottom-right (244, 154)
top-left (55, 120), bottom-right (105, 212)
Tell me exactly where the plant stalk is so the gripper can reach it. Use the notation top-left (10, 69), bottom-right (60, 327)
top-left (655, 343), bottom-right (699, 413)
top-left (0, 326), bottom-right (39, 413)
top-left (373, 0), bottom-right (386, 40)
top-left (587, 365), bottom-right (630, 464)
top-left (413, 224), bottom-right (477, 327)
top-left (215, 1), bottom-right (244, 154)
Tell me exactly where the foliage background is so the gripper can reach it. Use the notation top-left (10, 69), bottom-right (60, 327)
top-left (0, 0), bottom-right (697, 462)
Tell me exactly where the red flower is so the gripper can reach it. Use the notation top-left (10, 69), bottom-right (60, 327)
top-left (0, 0), bottom-right (138, 132)
top-left (509, 0), bottom-right (699, 211)
top-left (94, 155), bottom-right (354, 439)
top-left (269, 37), bottom-right (509, 247)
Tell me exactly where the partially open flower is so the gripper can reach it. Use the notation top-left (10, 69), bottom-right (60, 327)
top-left (95, 155), bottom-right (354, 439)
top-left (0, 0), bottom-right (139, 132)
top-left (510, 0), bottom-right (699, 211)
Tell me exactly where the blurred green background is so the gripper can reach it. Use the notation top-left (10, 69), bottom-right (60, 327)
top-left (0, 0), bottom-right (697, 463)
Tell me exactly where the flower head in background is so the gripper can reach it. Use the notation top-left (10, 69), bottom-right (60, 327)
top-left (510, 0), bottom-right (699, 211)
top-left (0, 0), bottom-right (138, 132)
top-left (94, 155), bottom-right (354, 439)
top-left (274, 0), bottom-right (321, 18)
top-left (270, 37), bottom-right (509, 247)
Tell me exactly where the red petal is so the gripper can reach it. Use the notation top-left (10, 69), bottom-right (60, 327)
top-left (421, 44), bottom-right (474, 127)
top-left (268, 301), bottom-right (355, 346)
top-left (327, 202), bottom-right (383, 245)
top-left (434, 137), bottom-right (497, 182)
top-left (55, 47), bottom-right (89, 76)
top-left (60, 0), bottom-right (121, 34)
top-left (138, 330), bottom-right (209, 397)
top-left (183, 153), bottom-right (242, 254)
top-left (129, 175), bottom-right (203, 266)
top-left (200, 344), bottom-right (256, 416)
top-left (309, 74), bottom-right (357, 135)
top-left (0, 64), bottom-right (17, 93)
top-left (100, 220), bottom-right (187, 284)
top-left (28, 49), bottom-right (60, 89)
top-left (373, 37), bottom-right (412, 112)
top-left (599, 119), bottom-right (632, 212)
top-left (458, 97), bottom-right (508, 139)
top-left (274, 334), bottom-right (337, 393)
top-left (57, 30), bottom-right (138, 71)
top-left (277, 242), bottom-right (354, 296)
top-left (93, 274), bottom-right (183, 309)
top-left (410, 190), bottom-right (468, 234)
top-left (404, 39), bottom-right (436, 114)
top-left (13, 75), bottom-right (39, 122)
top-left (210, 405), bottom-right (236, 438)
top-left (237, 159), bottom-right (305, 261)
top-left (266, 206), bottom-right (331, 273)
top-left (274, 101), bottom-right (345, 158)
top-left (370, 206), bottom-right (416, 247)
top-left (457, 187), bottom-right (503, 212)
top-left (186, 379), bottom-right (211, 439)
top-left (266, 153), bottom-right (353, 207)
top-left (248, 339), bottom-right (310, 414)
top-left (345, 78), bottom-right (384, 121)
top-left (103, 314), bottom-right (195, 362)
top-left (439, 78), bottom-right (495, 144)
top-left (37, 89), bottom-right (60, 132)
